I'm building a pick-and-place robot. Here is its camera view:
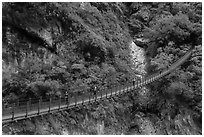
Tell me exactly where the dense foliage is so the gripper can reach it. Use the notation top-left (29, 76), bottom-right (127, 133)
top-left (2, 2), bottom-right (202, 135)
top-left (2, 2), bottom-right (136, 102)
top-left (127, 2), bottom-right (202, 134)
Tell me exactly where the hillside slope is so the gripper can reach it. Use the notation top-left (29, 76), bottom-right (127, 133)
top-left (2, 2), bottom-right (201, 135)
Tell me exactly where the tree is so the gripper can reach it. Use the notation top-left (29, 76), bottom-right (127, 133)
top-left (140, 2), bottom-right (202, 133)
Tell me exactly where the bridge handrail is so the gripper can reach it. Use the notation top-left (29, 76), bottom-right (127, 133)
top-left (2, 48), bottom-right (193, 123)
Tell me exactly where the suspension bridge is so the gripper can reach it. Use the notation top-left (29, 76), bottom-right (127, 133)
top-left (2, 48), bottom-right (193, 123)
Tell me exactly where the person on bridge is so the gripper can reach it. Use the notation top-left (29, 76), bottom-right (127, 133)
top-left (90, 85), bottom-right (98, 97)
top-left (133, 78), bottom-right (136, 86)
top-left (65, 91), bottom-right (69, 104)
top-left (94, 86), bottom-right (97, 96)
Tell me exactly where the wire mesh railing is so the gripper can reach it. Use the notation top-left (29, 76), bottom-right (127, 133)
top-left (2, 48), bottom-right (193, 123)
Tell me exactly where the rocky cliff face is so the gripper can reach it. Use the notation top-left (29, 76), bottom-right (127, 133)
top-left (2, 2), bottom-right (201, 135)
top-left (129, 40), bottom-right (146, 75)
top-left (2, 2), bottom-right (144, 135)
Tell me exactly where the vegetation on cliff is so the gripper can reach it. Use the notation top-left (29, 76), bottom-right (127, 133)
top-left (2, 2), bottom-right (202, 135)
top-left (128, 2), bottom-right (202, 134)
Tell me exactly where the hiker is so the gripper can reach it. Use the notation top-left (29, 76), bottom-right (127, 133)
top-left (65, 91), bottom-right (69, 104)
top-left (90, 85), bottom-right (97, 96)
top-left (93, 86), bottom-right (97, 96)
top-left (133, 78), bottom-right (136, 86)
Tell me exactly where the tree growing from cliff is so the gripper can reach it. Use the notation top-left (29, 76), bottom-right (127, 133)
top-left (140, 2), bottom-right (202, 132)
top-left (2, 2), bottom-right (136, 105)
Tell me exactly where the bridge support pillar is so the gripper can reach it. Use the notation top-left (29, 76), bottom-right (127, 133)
top-left (49, 97), bottom-right (51, 113)
top-left (12, 103), bottom-right (15, 120)
top-left (26, 101), bottom-right (29, 117)
top-left (59, 96), bottom-right (61, 110)
top-left (75, 93), bottom-right (77, 107)
top-left (38, 97), bottom-right (41, 115)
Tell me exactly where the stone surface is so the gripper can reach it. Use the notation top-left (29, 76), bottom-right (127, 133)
top-left (129, 41), bottom-right (146, 75)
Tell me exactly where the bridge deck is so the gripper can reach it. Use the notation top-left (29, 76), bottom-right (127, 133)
top-left (2, 48), bottom-right (193, 123)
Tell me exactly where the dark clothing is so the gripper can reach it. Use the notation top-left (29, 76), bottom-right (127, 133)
top-left (133, 80), bottom-right (136, 86)
top-left (91, 86), bottom-right (97, 96)
top-left (65, 92), bottom-right (69, 104)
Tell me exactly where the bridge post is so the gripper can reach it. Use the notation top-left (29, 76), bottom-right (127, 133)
top-left (115, 86), bottom-right (118, 95)
top-left (128, 83), bottom-right (130, 91)
top-left (129, 83), bottom-right (132, 91)
top-left (137, 80), bottom-right (139, 88)
top-left (12, 103), bottom-right (15, 120)
top-left (138, 79), bottom-right (141, 88)
top-left (123, 85), bottom-right (126, 93)
top-left (68, 96), bottom-right (70, 109)
top-left (126, 84), bottom-right (128, 92)
top-left (110, 87), bottom-right (113, 97)
top-left (138, 80), bottom-right (140, 88)
top-left (140, 78), bottom-right (143, 87)
top-left (105, 88), bottom-right (108, 98)
top-left (124, 85), bottom-right (126, 93)
top-left (118, 85), bottom-right (120, 95)
top-left (40, 96), bottom-right (42, 107)
top-left (89, 92), bottom-right (91, 103)
top-left (116, 86), bottom-right (118, 95)
top-left (75, 93), bottom-right (77, 107)
top-left (48, 97), bottom-right (51, 113)
top-left (59, 95), bottom-right (61, 110)
top-left (119, 85), bottom-right (122, 95)
top-left (100, 90), bottom-right (103, 100)
top-left (144, 78), bottom-right (146, 85)
top-left (133, 79), bottom-right (135, 87)
top-left (121, 86), bottom-right (123, 95)
top-left (143, 77), bottom-right (145, 86)
top-left (141, 77), bottom-right (143, 87)
top-left (17, 99), bottom-right (19, 108)
top-left (114, 86), bottom-right (116, 96)
top-left (95, 90), bottom-right (97, 102)
top-left (26, 101), bottom-right (29, 117)
top-left (38, 97), bottom-right (41, 115)
top-left (147, 78), bottom-right (149, 84)
top-left (132, 81), bottom-right (134, 89)
top-left (127, 84), bottom-right (130, 92)
top-left (29, 98), bottom-right (31, 111)
top-left (82, 91), bottom-right (84, 105)
top-left (128, 83), bottom-right (131, 91)
top-left (67, 95), bottom-right (70, 109)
